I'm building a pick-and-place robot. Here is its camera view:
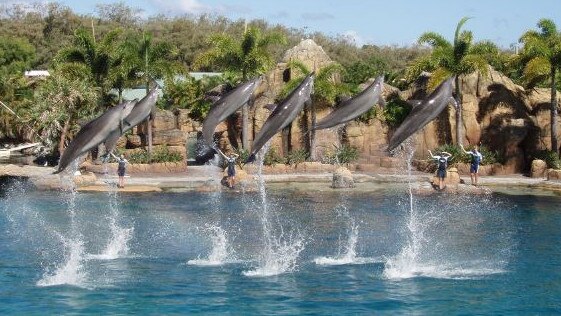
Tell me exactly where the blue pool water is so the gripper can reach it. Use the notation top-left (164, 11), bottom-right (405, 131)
top-left (1, 182), bottom-right (560, 314)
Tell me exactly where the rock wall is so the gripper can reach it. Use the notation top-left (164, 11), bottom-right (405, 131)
top-left (124, 40), bottom-right (561, 175)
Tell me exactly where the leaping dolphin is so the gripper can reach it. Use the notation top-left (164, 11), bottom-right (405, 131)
top-left (246, 72), bottom-right (315, 163)
top-left (387, 76), bottom-right (456, 152)
top-left (54, 100), bottom-right (136, 174)
top-left (201, 77), bottom-right (262, 147)
top-left (103, 87), bottom-right (159, 157)
top-left (314, 75), bottom-right (385, 130)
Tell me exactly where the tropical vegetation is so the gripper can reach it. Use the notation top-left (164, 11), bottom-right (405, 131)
top-left (0, 1), bottom-right (560, 166)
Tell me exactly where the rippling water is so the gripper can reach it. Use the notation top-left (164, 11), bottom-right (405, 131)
top-left (1, 182), bottom-right (560, 314)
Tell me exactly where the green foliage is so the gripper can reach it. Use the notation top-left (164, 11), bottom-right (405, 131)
top-left (263, 147), bottom-right (285, 165)
top-left (127, 145), bottom-right (183, 164)
top-left (382, 97), bottom-right (411, 127)
top-left (286, 148), bottom-right (308, 166)
top-left (158, 75), bottom-right (223, 121)
top-left (343, 56), bottom-right (388, 86)
top-left (324, 145), bottom-right (359, 165)
top-left (534, 150), bottom-right (561, 169)
top-left (234, 148), bottom-right (249, 168)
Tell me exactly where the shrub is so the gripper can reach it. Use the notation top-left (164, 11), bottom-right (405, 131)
top-left (234, 148), bottom-right (249, 168)
top-left (324, 145), bottom-right (359, 165)
top-left (534, 150), bottom-right (561, 169)
top-left (264, 147), bottom-right (285, 165)
top-left (127, 145), bottom-right (183, 164)
top-left (383, 97), bottom-right (411, 127)
top-left (286, 149), bottom-right (308, 167)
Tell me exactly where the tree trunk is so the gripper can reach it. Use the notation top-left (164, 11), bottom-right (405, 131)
top-left (282, 124), bottom-right (291, 156)
top-left (551, 67), bottom-right (558, 154)
top-left (241, 70), bottom-right (249, 150)
top-left (454, 76), bottom-right (463, 146)
top-left (309, 101), bottom-right (317, 160)
top-left (58, 117), bottom-right (71, 155)
top-left (146, 81), bottom-right (153, 155)
top-left (242, 104), bottom-right (249, 150)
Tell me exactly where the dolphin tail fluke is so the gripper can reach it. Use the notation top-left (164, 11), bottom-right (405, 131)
top-left (245, 153), bottom-right (256, 163)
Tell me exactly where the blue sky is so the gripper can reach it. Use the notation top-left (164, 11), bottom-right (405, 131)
top-left (13, 0), bottom-right (561, 48)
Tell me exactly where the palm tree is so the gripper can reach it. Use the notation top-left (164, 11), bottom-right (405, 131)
top-left (195, 26), bottom-right (286, 149)
top-left (279, 60), bottom-right (348, 160)
top-left (518, 19), bottom-right (561, 154)
top-left (55, 27), bottom-right (122, 100)
top-left (122, 31), bottom-right (183, 153)
top-left (23, 73), bottom-right (100, 155)
top-left (407, 17), bottom-right (499, 146)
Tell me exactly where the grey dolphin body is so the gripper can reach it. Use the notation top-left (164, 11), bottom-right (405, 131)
top-left (387, 76), bottom-right (455, 152)
top-left (201, 77), bottom-right (262, 147)
top-left (103, 87), bottom-right (159, 156)
top-left (246, 73), bottom-right (315, 163)
top-left (54, 100), bottom-right (135, 174)
top-left (314, 75), bottom-right (385, 130)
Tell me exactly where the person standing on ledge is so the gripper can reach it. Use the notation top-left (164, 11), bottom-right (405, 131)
top-left (428, 150), bottom-right (452, 190)
top-left (111, 153), bottom-right (128, 188)
top-left (461, 144), bottom-right (483, 186)
top-left (215, 148), bottom-right (239, 188)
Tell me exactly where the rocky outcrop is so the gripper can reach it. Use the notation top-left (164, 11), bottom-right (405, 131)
top-left (332, 166), bottom-right (354, 188)
top-left (82, 161), bottom-right (187, 174)
top-left (531, 159), bottom-right (547, 178)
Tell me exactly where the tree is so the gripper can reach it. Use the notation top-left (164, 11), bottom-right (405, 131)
top-left (23, 72), bottom-right (100, 154)
top-left (518, 19), bottom-right (561, 154)
top-left (55, 27), bottom-right (122, 100)
top-left (0, 36), bottom-right (36, 140)
top-left (195, 26), bottom-right (286, 149)
top-left (279, 60), bottom-right (349, 160)
top-left (121, 31), bottom-right (183, 153)
top-left (407, 17), bottom-right (499, 146)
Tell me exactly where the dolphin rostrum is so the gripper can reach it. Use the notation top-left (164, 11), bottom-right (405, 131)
top-left (314, 75), bottom-right (385, 130)
top-left (387, 76), bottom-right (456, 152)
top-left (54, 100), bottom-right (136, 174)
top-left (246, 72), bottom-right (315, 163)
top-left (103, 87), bottom-right (159, 157)
top-left (201, 77), bottom-right (262, 147)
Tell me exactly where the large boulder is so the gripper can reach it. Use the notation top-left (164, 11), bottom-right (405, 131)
top-left (531, 159), bottom-right (547, 178)
top-left (332, 167), bottom-right (354, 188)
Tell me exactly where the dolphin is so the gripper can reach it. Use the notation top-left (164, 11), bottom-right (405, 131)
top-left (103, 87), bottom-right (159, 157)
top-left (246, 72), bottom-right (315, 163)
top-left (387, 76), bottom-right (456, 152)
top-left (201, 77), bottom-right (262, 147)
top-left (54, 100), bottom-right (136, 174)
top-left (314, 75), bottom-right (385, 130)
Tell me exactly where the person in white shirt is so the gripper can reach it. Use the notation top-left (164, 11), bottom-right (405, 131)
top-left (428, 150), bottom-right (452, 190)
top-left (461, 144), bottom-right (483, 186)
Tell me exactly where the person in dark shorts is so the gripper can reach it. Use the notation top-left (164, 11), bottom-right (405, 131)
top-left (216, 148), bottom-right (239, 188)
top-left (461, 144), bottom-right (483, 186)
top-left (112, 153), bottom-right (128, 188)
top-left (428, 150), bottom-right (452, 190)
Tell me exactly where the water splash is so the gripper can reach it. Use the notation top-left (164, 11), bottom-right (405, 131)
top-left (243, 143), bottom-right (305, 277)
top-left (314, 217), bottom-right (380, 266)
top-left (37, 238), bottom-right (86, 287)
top-left (188, 225), bottom-right (235, 266)
top-left (38, 168), bottom-right (88, 287)
top-left (88, 165), bottom-right (133, 260)
top-left (383, 141), bottom-right (510, 279)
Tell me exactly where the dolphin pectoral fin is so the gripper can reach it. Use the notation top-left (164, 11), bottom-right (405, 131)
top-left (246, 153), bottom-right (256, 163)
top-left (124, 119), bottom-right (132, 127)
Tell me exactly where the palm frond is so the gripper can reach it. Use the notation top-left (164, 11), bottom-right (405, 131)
top-left (522, 56), bottom-right (551, 88)
top-left (418, 32), bottom-right (451, 49)
top-left (454, 17), bottom-right (472, 45)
